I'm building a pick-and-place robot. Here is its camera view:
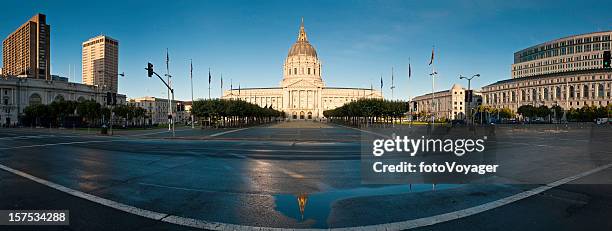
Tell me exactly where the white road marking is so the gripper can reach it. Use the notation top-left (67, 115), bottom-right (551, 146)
top-left (333, 123), bottom-right (391, 138)
top-left (137, 182), bottom-right (271, 197)
top-left (0, 134), bottom-right (57, 140)
top-left (197, 147), bottom-right (354, 153)
top-left (208, 128), bottom-right (250, 137)
top-left (493, 141), bottom-right (556, 148)
top-left (0, 140), bottom-right (111, 150)
top-left (1, 157), bottom-right (610, 230)
top-left (127, 129), bottom-right (192, 137)
top-left (0, 164), bottom-right (168, 220)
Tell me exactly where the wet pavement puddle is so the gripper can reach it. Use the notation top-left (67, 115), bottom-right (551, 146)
top-left (274, 184), bottom-right (459, 228)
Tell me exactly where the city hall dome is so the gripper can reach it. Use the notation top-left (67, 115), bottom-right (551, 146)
top-left (287, 18), bottom-right (317, 58)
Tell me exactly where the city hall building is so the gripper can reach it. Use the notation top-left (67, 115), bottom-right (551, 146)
top-left (221, 19), bottom-right (382, 120)
top-left (482, 31), bottom-right (612, 110)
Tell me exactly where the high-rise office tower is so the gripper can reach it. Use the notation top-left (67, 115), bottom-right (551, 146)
top-left (82, 35), bottom-right (119, 93)
top-left (2, 13), bottom-right (51, 80)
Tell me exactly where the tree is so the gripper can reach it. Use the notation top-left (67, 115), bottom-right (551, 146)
top-left (498, 107), bottom-right (515, 119)
top-left (551, 105), bottom-right (563, 121)
top-left (536, 105), bottom-right (551, 118)
top-left (517, 105), bottom-right (536, 119)
top-left (323, 99), bottom-right (408, 126)
top-left (192, 99), bottom-right (283, 128)
top-left (23, 104), bottom-right (50, 127)
top-left (77, 100), bottom-right (102, 126)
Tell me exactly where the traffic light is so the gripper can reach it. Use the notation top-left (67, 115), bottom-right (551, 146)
top-left (106, 92), bottom-right (112, 105)
top-left (147, 63), bottom-right (154, 77)
top-left (604, 51), bottom-right (611, 68)
top-left (465, 90), bottom-right (473, 103)
top-left (112, 93), bottom-right (117, 106)
top-left (176, 103), bottom-right (185, 111)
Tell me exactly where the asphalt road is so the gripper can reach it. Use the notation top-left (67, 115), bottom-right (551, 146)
top-left (0, 122), bottom-right (611, 230)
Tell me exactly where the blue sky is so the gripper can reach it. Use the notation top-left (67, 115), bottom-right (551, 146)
top-left (1, 0), bottom-right (610, 101)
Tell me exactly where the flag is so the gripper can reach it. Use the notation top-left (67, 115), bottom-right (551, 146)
top-left (230, 79), bottom-right (233, 90)
top-left (238, 84), bottom-right (241, 94)
top-left (208, 68), bottom-right (211, 84)
top-left (408, 58), bottom-right (412, 79)
top-left (380, 75), bottom-right (383, 89)
top-left (429, 46), bottom-right (435, 65)
top-left (221, 73), bottom-right (223, 89)
top-left (190, 60), bottom-right (193, 79)
top-left (391, 67), bottom-right (394, 88)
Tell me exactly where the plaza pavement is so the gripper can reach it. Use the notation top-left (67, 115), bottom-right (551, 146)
top-left (0, 121), bottom-right (610, 230)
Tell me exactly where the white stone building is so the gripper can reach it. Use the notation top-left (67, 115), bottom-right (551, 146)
top-left (222, 19), bottom-right (382, 120)
top-left (412, 84), bottom-right (482, 120)
top-left (0, 76), bottom-right (126, 126)
top-left (483, 31), bottom-right (612, 110)
top-left (127, 96), bottom-right (188, 125)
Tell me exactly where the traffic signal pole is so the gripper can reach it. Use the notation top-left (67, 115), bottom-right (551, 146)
top-left (459, 74), bottom-right (480, 124)
top-left (146, 62), bottom-right (175, 137)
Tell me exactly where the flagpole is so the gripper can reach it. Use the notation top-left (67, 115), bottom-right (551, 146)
top-left (166, 48), bottom-right (172, 131)
top-left (220, 73), bottom-right (223, 98)
top-left (380, 74), bottom-right (383, 98)
top-left (209, 68), bottom-right (211, 99)
top-left (408, 58), bottom-right (412, 126)
top-left (429, 46), bottom-right (437, 125)
top-left (431, 68), bottom-right (436, 124)
top-left (408, 57), bottom-right (411, 101)
top-left (390, 66), bottom-right (395, 100)
top-left (190, 59), bottom-right (194, 129)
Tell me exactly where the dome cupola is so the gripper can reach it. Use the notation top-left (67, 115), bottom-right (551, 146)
top-left (282, 18), bottom-right (323, 88)
top-left (287, 18), bottom-right (318, 58)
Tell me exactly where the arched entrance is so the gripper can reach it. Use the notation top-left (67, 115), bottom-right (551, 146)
top-left (29, 93), bottom-right (42, 105)
top-left (292, 112), bottom-right (297, 119)
top-left (307, 112), bottom-right (312, 120)
top-left (299, 111), bottom-right (305, 119)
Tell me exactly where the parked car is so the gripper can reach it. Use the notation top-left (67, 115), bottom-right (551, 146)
top-left (596, 118), bottom-right (609, 125)
top-left (451, 120), bottom-right (466, 126)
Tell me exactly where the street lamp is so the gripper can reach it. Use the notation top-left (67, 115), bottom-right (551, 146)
top-left (98, 70), bottom-right (124, 135)
top-left (459, 74), bottom-right (480, 123)
top-left (459, 74), bottom-right (480, 92)
top-left (429, 71), bottom-right (438, 124)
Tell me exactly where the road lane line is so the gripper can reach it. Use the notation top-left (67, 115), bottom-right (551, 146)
top-left (0, 164), bottom-right (168, 220)
top-left (128, 129), bottom-right (192, 137)
top-left (0, 134), bottom-right (57, 140)
top-left (0, 140), bottom-right (111, 150)
top-left (350, 162), bottom-right (612, 231)
top-left (332, 123), bottom-right (391, 138)
top-left (208, 128), bottom-right (250, 137)
top-left (1, 160), bottom-right (610, 230)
